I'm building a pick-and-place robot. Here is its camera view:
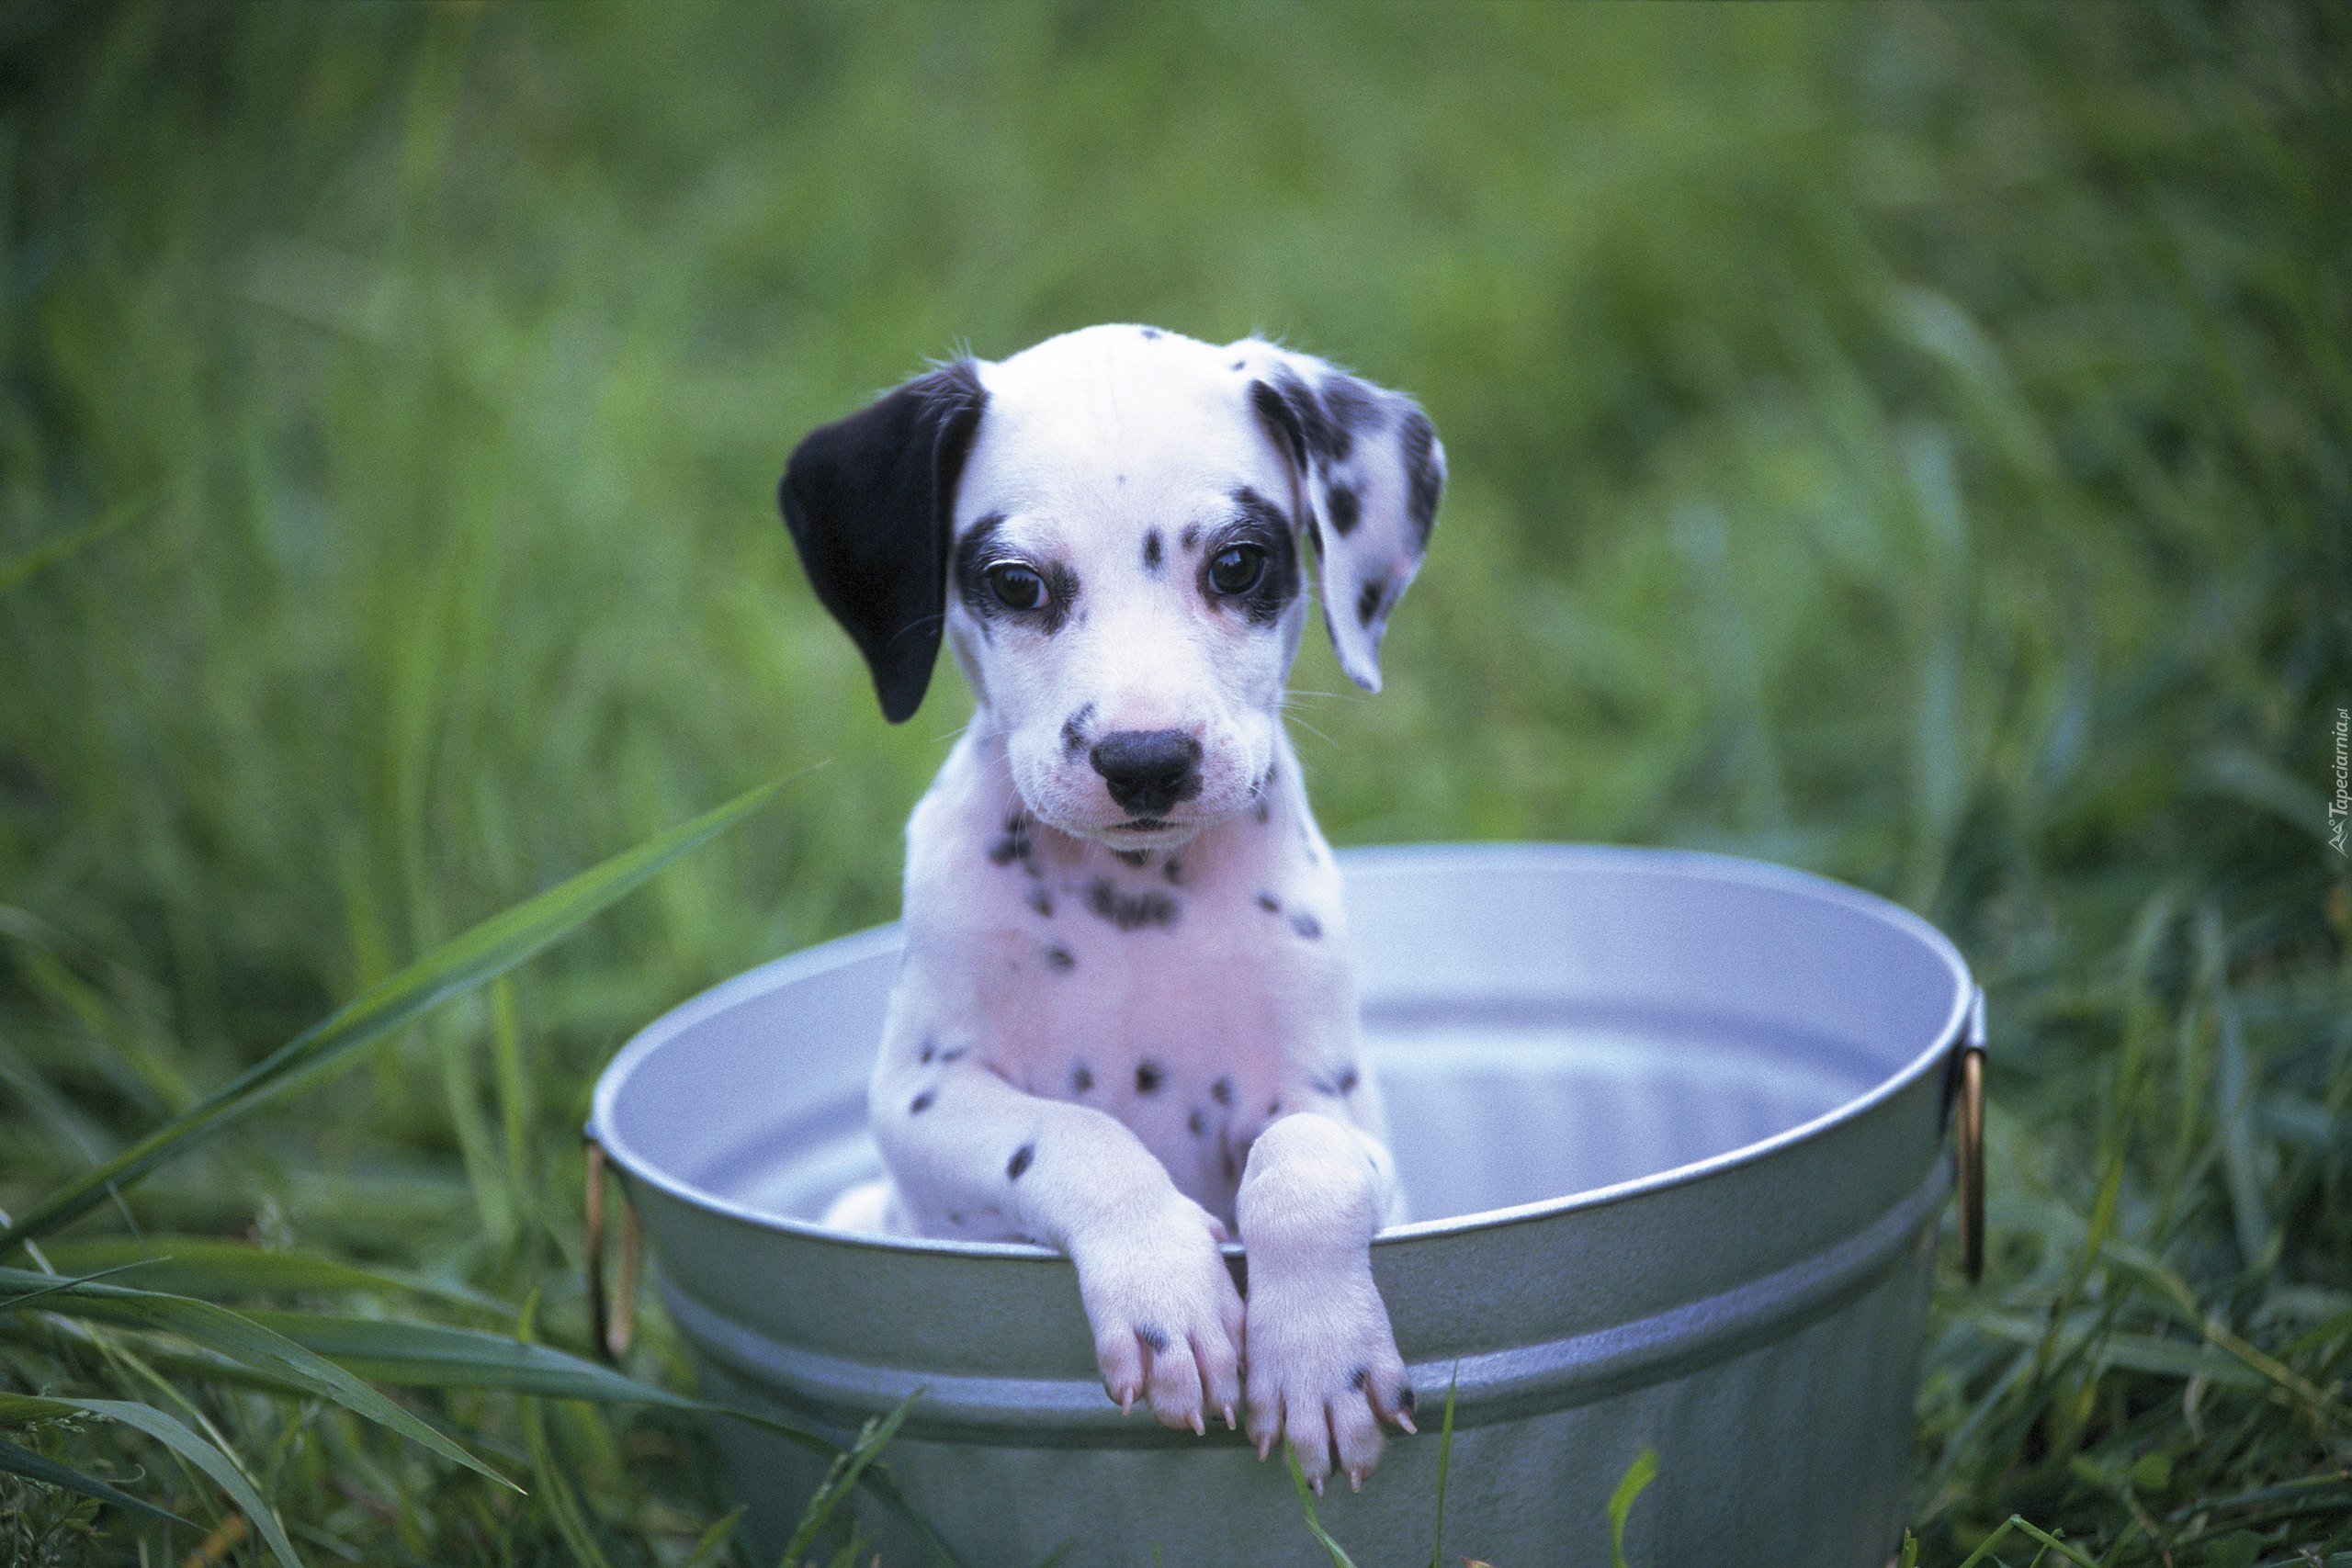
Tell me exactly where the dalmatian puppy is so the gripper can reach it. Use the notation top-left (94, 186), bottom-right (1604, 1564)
top-left (782, 324), bottom-right (1442, 1493)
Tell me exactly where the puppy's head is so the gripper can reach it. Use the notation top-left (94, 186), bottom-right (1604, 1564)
top-left (781, 324), bottom-right (1443, 849)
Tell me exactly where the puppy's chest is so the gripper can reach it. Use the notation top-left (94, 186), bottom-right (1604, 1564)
top-left (909, 796), bottom-right (1351, 1205)
top-left (964, 833), bottom-right (1338, 1074)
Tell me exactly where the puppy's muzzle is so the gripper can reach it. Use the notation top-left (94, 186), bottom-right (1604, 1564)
top-left (1090, 729), bottom-right (1204, 820)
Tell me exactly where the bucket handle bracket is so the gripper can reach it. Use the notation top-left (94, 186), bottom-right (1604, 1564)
top-left (582, 1135), bottom-right (640, 1362)
top-left (1953, 987), bottom-right (1987, 1284)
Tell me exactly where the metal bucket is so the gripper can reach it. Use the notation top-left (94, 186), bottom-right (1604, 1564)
top-left (588, 844), bottom-right (1983, 1565)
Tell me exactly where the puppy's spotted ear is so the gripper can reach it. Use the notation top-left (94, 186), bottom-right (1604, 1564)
top-left (780, 361), bottom-right (989, 722)
top-left (1234, 344), bottom-right (1443, 693)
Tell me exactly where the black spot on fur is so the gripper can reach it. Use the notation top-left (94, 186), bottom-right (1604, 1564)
top-left (954, 514), bottom-right (1078, 636)
top-left (1139, 326), bottom-right (1163, 340)
top-left (989, 809), bottom-right (1035, 870)
top-left (1114, 848), bottom-right (1150, 868)
top-left (1402, 410), bottom-right (1442, 544)
top-left (1071, 1063), bottom-right (1093, 1093)
top-left (1254, 796), bottom-right (1272, 825)
top-left (1162, 856), bottom-right (1183, 886)
top-left (1142, 530), bottom-right (1163, 572)
top-left (919, 1038), bottom-right (937, 1064)
top-left (1291, 911), bottom-right (1323, 940)
top-left (1357, 576), bottom-right (1388, 628)
top-left (1262, 366), bottom-right (1350, 464)
top-left (1043, 943), bottom-right (1075, 972)
top-left (1323, 376), bottom-right (1382, 434)
top-left (1062, 703), bottom-right (1095, 757)
top-left (1267, 1098), bottom-right (1282, 1116)
top-left (1229, 357), bottom-right (1247, 372)
top-left (1139, 1325), bottom-right (1171, 1354)
top-left (947, 1211), bottom-right (964, 1225)
top-left (1188, 1107), bottom-right (1208, 1135)
top-left (1325, 482), bottom-right (1361, 536)
top-left (1250, 379), bottom-right (1307, 470)
top-left (1256, 892), bottom-right (1281, 913)
top-left (1396, 1384), bottom-right (1417, 1414)
top-left (1212, 1075), bottom-right (1234, 1106)
top-left (1350, 1366), bottom-right (1370, 1392)
top-left (909, 1091), bottom-right (934, 1115)
top-left (1200, 488), bottom-right (1302, 628)
top-left (1007, 1143), bottom-right (1034, 1179)
top-left (1087, 877), bottom-right (1180, 931)
top-left (1310, 1062), bottom-right (1362, 1099)
top-left (1181, 524), bottom-right (1201, 550)
top-left (1136, 1058), bottom-right (1165, 1095)
top-left (1026, 886), bottom-right (1054, 917)
top-left (941, 1046), bottom-right (967, 1063)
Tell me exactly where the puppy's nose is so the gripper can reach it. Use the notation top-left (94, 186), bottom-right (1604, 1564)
top-left (1089, 729), bottom-right (1204, 818)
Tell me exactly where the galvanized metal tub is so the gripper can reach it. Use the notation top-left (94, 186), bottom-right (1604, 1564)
top-left (589, 843), bottom-right (1981, 1565)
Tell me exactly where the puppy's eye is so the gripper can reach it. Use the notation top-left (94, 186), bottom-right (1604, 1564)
top-left (1208, 545), bottom-right (1267, 597)
top-left (987, 563), bottom-right (1047, 612)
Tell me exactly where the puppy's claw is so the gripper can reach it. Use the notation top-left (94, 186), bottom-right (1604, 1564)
top-left (1395, 1410), bottom-right (1418, 1435)
top-left (1222, 1404), bottom-right (1238, 1431)
top-left (1120, 1389), bottom-right (1135, 1416)
top-left (1256, 1432), bottom-right (1273, 1461)
top-left (1349, 1468), bottom-right (1364, 1493)
top-left (1190, 1410), bottom-right (1205, 1437)
top-left (1309, 1473), bottom-right (1325, 1498)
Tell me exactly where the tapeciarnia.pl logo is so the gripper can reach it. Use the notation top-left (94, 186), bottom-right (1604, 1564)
top-left (2331, 705), bottom-right (2348, 856)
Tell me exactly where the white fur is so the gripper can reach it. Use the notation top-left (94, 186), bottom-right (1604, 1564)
top-left (818, 324), bottom-right (1441, 1489)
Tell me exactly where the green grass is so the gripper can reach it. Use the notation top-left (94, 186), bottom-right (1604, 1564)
top-left (2, 2), bottom-right (2347, 1562)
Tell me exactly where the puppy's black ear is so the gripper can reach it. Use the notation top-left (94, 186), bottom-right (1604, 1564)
top-left (780, 361), bottom-right (989, 723)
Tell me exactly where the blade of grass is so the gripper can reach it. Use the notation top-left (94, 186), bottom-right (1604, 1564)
top-left (0, 1259), bottom-right (158, 1311)
top-left (0, 1433), bottom-right (196, 1528)
top-left (0, 1267), bottom-right (512, 1489)
top-left (0, 772), bottom-right (802, 1254)
top-left (2197, 911), bottom-right (2274, 1271)
top-left (229, 1310), bottom-right (964, 1566)
top-left (36, 1236), bottom-right (508, 1313)
top-left (516, 1292), bottom-right (621, 1568)
top-left (777, 1390), bottom-right (921, 1568)
top-left (2097, 1247), bottom-right (2352, 1427)
top-left (491, 976), bottom-right (536, 1246)
top-left (680, 1506), bottom-right (745, 1568)
top-left (1608, 1446), bottom-right (1657, 1568)
top-left (1283, 1448), bottom-right (1361, 1568)
top-left (1953, 1516), bottom-right (2102, 1568)
top-left (1429, 1365), bottom-right (1459, 1568)
top-left (0, 1393), bottom-right (304, 1568)
top-left (0, 489), bottom-right (154, 595)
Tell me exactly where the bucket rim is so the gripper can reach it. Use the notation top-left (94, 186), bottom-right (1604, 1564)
top-left (589, 840), bottom-right (1973, 1258)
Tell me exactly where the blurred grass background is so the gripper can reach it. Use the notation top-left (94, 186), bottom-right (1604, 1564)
top-left (1, 2), bottom-right (2347, 1562)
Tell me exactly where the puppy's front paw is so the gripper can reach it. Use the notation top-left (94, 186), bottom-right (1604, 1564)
top-left (1070, 1197), bottom-right (1246, 1436)
top-left (1243, 1261), bottom-right (1412, 1492)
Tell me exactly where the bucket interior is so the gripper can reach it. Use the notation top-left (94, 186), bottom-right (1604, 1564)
top-left (601, 846), bottom-right (1969, 1235)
